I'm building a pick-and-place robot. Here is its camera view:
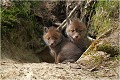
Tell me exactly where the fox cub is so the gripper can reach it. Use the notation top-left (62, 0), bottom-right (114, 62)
top-left (43, 27), bottom-right (82, 63)
top-left (66, 19), bottom-right (92, 52)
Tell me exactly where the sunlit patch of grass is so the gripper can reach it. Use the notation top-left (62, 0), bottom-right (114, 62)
top-left (96, 42), bottom-right (120, 57)
top-left (89, 1), bottom-right (119, 38)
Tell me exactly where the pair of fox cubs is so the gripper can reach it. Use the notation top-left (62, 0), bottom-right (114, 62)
top-left (43, 19), bottom-right (91, 63)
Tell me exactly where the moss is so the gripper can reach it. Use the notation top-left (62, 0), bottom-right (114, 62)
top-left (83, 40), bottom-right (101, 55)
top-left (96, 43), bottom-right (120, 57)
top-left (112, 55), bottom-right (120, 61)
top-left (83, 38), bottom-right (119, 59)
top-left (1, 1), bottom-right (45, 62)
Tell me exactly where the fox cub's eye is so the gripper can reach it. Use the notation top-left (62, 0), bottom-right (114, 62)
top-left (54, 37), bottom-right (58, 39)
top-left (47, 37), bottom-right (50, 40)
top-left (71, 30), bottom-right (74, 32)
top-left (79, 30), bottom-right (83, 32)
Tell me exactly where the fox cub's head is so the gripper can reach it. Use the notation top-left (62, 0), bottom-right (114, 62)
top-left (66, 19), bottom-right (87, 42)
top-left (43, 27), bottom-right (62, 48)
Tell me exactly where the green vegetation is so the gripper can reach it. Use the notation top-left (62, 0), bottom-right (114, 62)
top-left (1, 1), bottom-right (44, 62)
top-left (89, 1), bottom-right (119, 37)
top-left (96, 42), bottom-right (120, 57)
top-left (1, 1), bottom-right (119, 63)
top-left (85, 1), bottom-right (119, 61)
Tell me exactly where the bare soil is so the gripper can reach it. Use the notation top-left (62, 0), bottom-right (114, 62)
top-left (1, 61), bottom-right (119, 80)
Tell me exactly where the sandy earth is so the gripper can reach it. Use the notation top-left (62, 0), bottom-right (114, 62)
top-left (1, 61), bottom-right (119, 80)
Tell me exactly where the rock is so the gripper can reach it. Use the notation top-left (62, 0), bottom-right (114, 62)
top-left (77, 51), bottom-right (110, 71)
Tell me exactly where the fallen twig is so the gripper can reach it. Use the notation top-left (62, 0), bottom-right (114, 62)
top-left (57, 2), bottom-right (81, 30)
top-left (83, 28), bottom-right (113, 55)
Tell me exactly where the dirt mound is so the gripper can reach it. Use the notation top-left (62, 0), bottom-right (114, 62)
top-left (1, 62), bottom-right (119, 80)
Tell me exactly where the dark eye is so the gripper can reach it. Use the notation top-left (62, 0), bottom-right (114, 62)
top-left (79, 30), bottom-right (83, 32)
top-left (54, 37), bottom-right (58, 39)
top-left (71, 30), bottom-right (74, 32)
top-left (47, 37), bottom-right (50, 40)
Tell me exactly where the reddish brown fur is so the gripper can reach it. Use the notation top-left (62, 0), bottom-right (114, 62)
top-left (43, 27), bottom-right (82, 63)
top-left (43, 27), bottom-right (62, 42)
top-left (69, 19), bottom-right (86, 30)
top-left (66, 19), bottom-right (90, 52)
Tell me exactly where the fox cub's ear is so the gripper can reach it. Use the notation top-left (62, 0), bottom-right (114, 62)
top-left (67, 19), bottom-right (72, 26)
top-left (43, 27), bottom-right (49, 33)
top-left (56, 27), bottom-right (62, 32)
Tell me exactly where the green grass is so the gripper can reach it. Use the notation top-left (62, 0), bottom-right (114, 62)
top-left (88, 1), bottom-right (119, 38)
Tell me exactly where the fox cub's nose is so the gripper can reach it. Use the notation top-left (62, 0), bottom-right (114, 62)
top-left (73, 35), bottom-right (79, 39)
top-left (49, 41), bottom-right (55, 47)
top-left (75, 35), bottom-right (78, 38)
top-left (50, 43), bottom-right (54, 46)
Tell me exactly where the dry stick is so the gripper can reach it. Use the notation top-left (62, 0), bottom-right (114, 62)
top-left (57, 0), bottom-right (96, 30)
top-left (83, 28), bottom-right (113, 55)
top-left (57, 2), bottom-right (81, 30)
top-left (41, 3), bottom-right (81, 52)
top-left (66, 1), bottom-right (69, 28)
top-left (76, 28), bottom-right (113, 68)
